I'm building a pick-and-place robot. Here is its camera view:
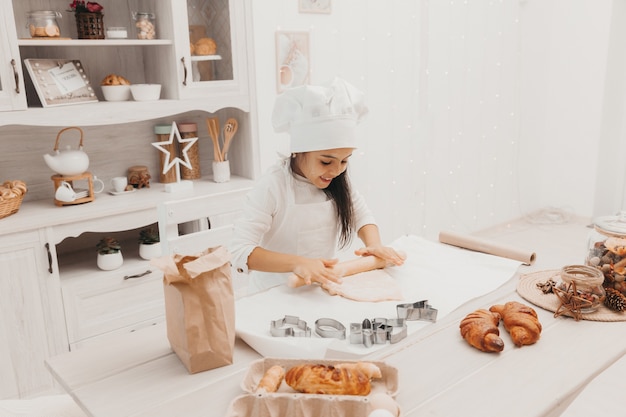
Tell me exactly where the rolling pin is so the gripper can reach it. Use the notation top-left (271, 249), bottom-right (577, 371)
top-left (287, 251), bottom-right (406, 288)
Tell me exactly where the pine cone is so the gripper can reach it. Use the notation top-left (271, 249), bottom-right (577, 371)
top-left (604, 287), bottom-right (626, 312)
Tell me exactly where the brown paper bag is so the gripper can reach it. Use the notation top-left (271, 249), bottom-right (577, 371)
top-left (151, 246), bottom-right (235, 374)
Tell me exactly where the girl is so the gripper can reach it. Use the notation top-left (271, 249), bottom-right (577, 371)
top-left (230, 78), bottom-right (404, 294)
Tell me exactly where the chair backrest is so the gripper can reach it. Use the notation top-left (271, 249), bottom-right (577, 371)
top-left (157, 189), bottom-right (250, 298)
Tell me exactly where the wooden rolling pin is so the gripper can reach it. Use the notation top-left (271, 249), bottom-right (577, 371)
top-left (287, 251), bottom-right (406, 288)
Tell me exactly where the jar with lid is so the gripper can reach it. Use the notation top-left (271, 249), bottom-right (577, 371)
top-left (586, 210), bottom-right (626, 296)
top-left (177, 122), bottom-right (200, 180)
top-left (132, 12), bottom-right (156, 39)
top-left (27, 10), bottom-right (62, 38)
top-left (154, 124), bottom-right (177, 183)
top-left (557, 265), bottom-right (606, 313)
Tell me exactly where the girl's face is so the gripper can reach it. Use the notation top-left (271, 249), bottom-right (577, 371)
top-left (293, 148), bottom-right (354, 189)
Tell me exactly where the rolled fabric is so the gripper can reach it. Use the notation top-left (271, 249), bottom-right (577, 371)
top-left (438, 230), bottom-right (536, 265)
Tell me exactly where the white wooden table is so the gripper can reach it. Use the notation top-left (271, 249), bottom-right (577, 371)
top-left (45, 215), bottom-right (626, 417)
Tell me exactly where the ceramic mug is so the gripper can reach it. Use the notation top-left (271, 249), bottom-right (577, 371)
top-left (111, 176), bottom-right (128, 193)
top-left (55, 181), bottom-right (77, 202)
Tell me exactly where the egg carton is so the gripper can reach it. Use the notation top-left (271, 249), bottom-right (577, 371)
top-left (226, 358), bottom-right (401, 417)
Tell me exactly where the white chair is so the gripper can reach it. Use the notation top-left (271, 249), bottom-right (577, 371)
top-left (156, 191), bottom-right (249, 298)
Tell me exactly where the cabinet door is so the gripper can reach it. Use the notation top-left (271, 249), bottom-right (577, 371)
top-left (0, 230), bottom-right (66, 399)
top-left (172, 0), bottom-right (250, 101)
top-left (0, 1), bottom-right (26, 111)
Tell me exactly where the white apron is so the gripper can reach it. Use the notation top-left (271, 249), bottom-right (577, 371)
top-left (248, 173), bottom-right (338, 294)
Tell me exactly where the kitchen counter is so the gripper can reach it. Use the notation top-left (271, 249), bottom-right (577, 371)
top-left (45, 214), bottom-right (626, 417)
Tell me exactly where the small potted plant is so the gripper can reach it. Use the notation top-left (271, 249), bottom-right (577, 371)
top-left (96, 236), bottom-right (123, 270)
top-left (138, 227), bottom-right (161, 260)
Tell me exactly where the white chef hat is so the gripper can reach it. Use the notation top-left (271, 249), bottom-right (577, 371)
top-left (272, 77), bottom-right (368, 153)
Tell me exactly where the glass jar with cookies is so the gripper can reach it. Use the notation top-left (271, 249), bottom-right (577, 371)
top-left (26, 10), bottom-right (62, 38)
top-left (132, 12), bottom-right (156, 40)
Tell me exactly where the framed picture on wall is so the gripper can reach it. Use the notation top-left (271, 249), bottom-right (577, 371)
top-left (299, 0), bottom-right (332, 14)
top-left (275, 31), bottom-right (310, 93)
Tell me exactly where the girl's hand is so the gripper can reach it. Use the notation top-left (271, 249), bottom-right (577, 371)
top-left (354, 245), bottom-right (406, 266)
top-left (293, 258), bottom-right (341, 286)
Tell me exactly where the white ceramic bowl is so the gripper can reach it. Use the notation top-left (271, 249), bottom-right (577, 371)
top-left (130, 84), bottom-right (161, 101)
top-left (101, 85), bottom-right (131, 101)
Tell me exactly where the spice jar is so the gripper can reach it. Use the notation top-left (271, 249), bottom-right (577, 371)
top-left (154, 124), bottom-right (177, 183)
top-left (132, 12), bottom-right (156, 40)
top-left (558, 265), bottom-right (605, 313)
top-left (587, 211), bottom-right (626, 296)
top-left (27, 10), bottom-right (62, 38)
top-left (177, 122), bottom-right (200, 180)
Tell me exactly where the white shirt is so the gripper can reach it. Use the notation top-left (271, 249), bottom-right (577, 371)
top-left (229, 158), bottom-right (376, 282)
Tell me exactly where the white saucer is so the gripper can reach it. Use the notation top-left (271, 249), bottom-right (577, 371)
top-left (109, 188), bottom-right (136, 196)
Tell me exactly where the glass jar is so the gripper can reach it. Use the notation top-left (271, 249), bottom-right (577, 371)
top-left (132, 12), bottom-right (156, 40)
top-left (27, 10), bottom-right (62, 38)
top-left (558, 265), bottom-right (606, 312)
top-left (177, 122), bottom-right (200, 180)
top-left (587, 211), bottom-right (626, 296)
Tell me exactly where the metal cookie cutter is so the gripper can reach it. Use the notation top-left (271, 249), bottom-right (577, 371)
top-left (270, 315), bottom-right (311, 337)
top-left (397, 300), bottom-right (438, 322)
top-left (315, 318), bottom-right (346, 339)
top-left (372, 317), bottom-right (407, 344)
top-left (350, 319), bottom-right (375, 347)
top-left (350, 318), bottom-right (407, 347)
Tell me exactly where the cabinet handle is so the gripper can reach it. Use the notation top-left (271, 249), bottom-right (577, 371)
top-left (10, 59), bottom-right (20, 94)
top-left (45, 243), bottom-right (53, 274)
top-left (124, 269), bottom-right (152, 280)
top-left (181, 57), bottom-right (188, 86)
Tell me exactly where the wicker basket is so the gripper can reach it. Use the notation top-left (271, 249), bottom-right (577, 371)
top-left (0, 194), bottom-right (25, 220)
top-left (75, 12), bottom-right (105, 39)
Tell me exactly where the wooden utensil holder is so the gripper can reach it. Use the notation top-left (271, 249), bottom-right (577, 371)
top-left (51, 172), bottom-right (95, 206)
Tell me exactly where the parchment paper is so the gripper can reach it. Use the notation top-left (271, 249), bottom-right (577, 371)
top-left (439, 230), bottom-right (536, 265)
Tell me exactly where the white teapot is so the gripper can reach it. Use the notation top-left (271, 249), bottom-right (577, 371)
top-left (43, 127), bottom-right (89, 176)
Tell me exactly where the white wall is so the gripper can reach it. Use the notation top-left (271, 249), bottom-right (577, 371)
top-left (249, 0), bottom-right (615, 243)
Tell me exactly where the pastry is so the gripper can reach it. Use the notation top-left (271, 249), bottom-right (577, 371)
top-left (101, 74), bottom-right (131, 86)
top-left (489, 301), bottom-right (542, 347)
top-left (194, 37), bottom-right (217, 55)
top-left (459, 309), bottom-right (504, 353)
top-left (255, 365), bottom-right (285, 393)
top-left (284, 362), bottom-right (381, 396)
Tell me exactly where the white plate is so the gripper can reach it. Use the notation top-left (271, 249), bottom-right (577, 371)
top-left (109, 188), bottom-right (136, 196)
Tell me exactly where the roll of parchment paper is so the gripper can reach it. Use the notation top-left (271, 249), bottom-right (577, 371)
top-left (438, 230), bottom-right (536, 265)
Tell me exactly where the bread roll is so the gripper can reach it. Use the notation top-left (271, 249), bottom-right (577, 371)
top-left (255, 365), bottom-right (285, 393)
top-left (284, 362), bottom-right (381, 396)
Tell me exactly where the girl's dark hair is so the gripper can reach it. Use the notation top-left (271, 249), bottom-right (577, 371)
top-left (323, 170), bottom-right (354, 248)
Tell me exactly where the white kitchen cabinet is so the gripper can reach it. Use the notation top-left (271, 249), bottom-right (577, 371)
top-left (0, 229), bottom-right (67, 399)
top-left (3, 0), bottom-right (255, 126)
top-left (0, 0), bottom-right (259, 399)
top-left (0, 1), bottom-right (27, 111)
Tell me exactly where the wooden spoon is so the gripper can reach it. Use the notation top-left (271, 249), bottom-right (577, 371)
top-left (205, 117), bottom-right (222, 162)
top-left (221, 118), bottom-right (238, 161)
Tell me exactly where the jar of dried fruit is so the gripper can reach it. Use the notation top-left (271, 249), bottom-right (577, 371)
top-left (587, 211), bottom-right (626, 296)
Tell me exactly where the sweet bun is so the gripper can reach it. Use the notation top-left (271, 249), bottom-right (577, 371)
top-left (101, 74), bottom-right (131, 86)
top-left (194, 37), bottom-right (217, 55)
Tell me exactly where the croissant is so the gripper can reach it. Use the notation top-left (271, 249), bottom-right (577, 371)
top-left (255, 365), bottom-right (285, 393)
top-left (459, 309), bottom-right (504, 352)
top-left (284, 362), bottom-right (382, 395)
top-left (490, 301), bottom-right (542, 347)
